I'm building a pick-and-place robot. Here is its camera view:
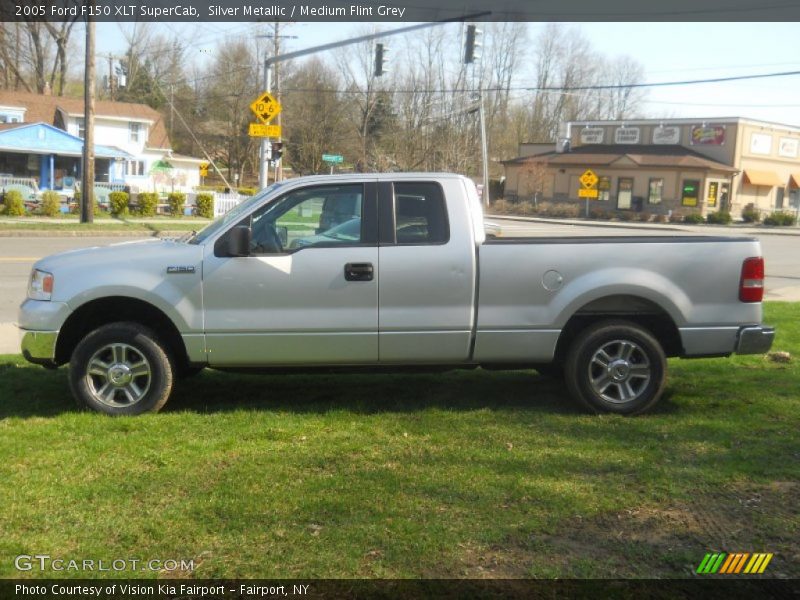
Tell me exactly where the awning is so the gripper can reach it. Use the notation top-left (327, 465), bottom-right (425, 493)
top-left (788, 173), bottom-right (800, 189)
top-left (743, 169), bottom-right (781, 187)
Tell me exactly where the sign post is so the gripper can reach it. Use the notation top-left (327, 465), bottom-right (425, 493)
top-left (579, 169), bottom-right (599, 217)
top-left (322, 153), bottom-right (344, 175)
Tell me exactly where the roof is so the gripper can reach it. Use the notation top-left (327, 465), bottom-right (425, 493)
top-left (0, 90), bottom-right (171, 150)
top-left (502, 144), bottom-right (738, 173)
top-left (0, 122), bottom-right (133, 159)
top-left (566, 116), bottom-right (800, 133)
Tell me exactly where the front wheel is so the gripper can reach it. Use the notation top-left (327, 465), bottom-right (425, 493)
top-left (564, 320), bottom-right (666, 415)
top-left (69, 322), bottom-right (174, 415)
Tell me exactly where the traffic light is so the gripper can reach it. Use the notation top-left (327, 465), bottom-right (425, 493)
top-left (464, 25), bottom-right (482, 64)
top-left (270, 142), bottom-right (284, 164)
top-left (374, 43), bottom-right (387, 77)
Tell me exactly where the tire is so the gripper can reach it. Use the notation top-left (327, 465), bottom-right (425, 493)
top-left (564, 320), bottom-right (666, 415)
top-left (69, 322), bottom-right (174, 415)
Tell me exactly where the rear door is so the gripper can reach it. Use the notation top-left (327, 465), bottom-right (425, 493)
top-left (377, 179), bottom-right (476, 363)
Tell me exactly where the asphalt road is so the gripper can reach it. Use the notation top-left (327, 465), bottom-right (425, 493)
top-left (0, 224), bottom-right (797, 352)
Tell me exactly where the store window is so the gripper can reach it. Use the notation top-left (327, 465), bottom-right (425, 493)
top-left (648, 178), bottom-right (663, 204)
top-left (597, 176), bottom-right (610, 201)
top-left (617, 177), bottom-right (633, 210)
top-left (681, 180), bottom-right (700, 207)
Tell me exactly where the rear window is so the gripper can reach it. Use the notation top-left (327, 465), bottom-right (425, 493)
top-left (393, 182), bottom-right (449, 244)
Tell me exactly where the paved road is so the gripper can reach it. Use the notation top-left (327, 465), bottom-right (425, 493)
top-left (1, 225), bottom-right (797, 353)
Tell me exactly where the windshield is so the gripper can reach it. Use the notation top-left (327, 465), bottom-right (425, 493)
top-left (188, 181), bottom-right (287, 245)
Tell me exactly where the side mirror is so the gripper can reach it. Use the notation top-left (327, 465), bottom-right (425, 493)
top-left (276, 225), bottom-right (288, 247)
top-left (227, 226), bottom-right (251, 257)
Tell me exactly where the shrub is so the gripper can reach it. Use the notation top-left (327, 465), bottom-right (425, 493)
top-left (237, 187), bottom-right (257, 196)
top-left (617, 211), bottom-right (635, 222)
top-left (589, 207), bottom-right (611, 220)
top-left (108, 191), bottom-right (130, 217)
top-left (490, 199), bottom-right (510, 214)
top-left (136, 192), bottom-right (159, 217)
top-left (668, 211), bottom-right (684, 223)
top-left (636, 212), bottom-right (652, 222)
top-left (763, 211), bottom-right (798, 226)
top-left (516, 201), bottom-right (536, 216)
top-left (168, 192), bottom-right (186, 217)
top-left (683, 213), bottom-right (705, 224)
top-left (4, 190), bottom-right (25, 216)
top-left (654, 214), bottom-right (669, 223)
top-left (196, 193), bottom-right (214, 219)
top-left (706, 210), bottom-right (732, 225)
top-left (741, 205), bottom-right (761, 223)
top-left (551, 203), bottom-right (580, 218)
top-left (40, 191), bottom-right (61, 217)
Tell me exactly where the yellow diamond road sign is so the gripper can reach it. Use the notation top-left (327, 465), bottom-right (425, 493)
top-left (249, 123), bottom-right (281, 138)
top-left (579, 169), bottom-right (598, 189)
top-left (250, 91), bottom-right (282, 124)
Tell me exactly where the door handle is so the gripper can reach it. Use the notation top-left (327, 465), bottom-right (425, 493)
top-left (344, 262), bottom-right (374, 281)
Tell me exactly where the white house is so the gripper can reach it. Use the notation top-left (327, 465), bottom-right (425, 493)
top-left (0, 90), bottom-right (203, 193)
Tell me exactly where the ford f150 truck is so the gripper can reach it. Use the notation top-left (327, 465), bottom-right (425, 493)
top-left (19, 173), bottom-right (774, 415)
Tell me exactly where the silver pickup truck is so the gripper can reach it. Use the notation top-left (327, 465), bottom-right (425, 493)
top-left (19, 173), bottom-right (774, 415)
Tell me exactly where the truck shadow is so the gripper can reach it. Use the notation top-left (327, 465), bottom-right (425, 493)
top-left (0, 361), bottom-right (599, 418)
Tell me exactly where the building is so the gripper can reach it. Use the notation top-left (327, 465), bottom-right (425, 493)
top-left (502, 117), bottom-right (800, 218)
top-left (0, 90), bottom-right (203, 193)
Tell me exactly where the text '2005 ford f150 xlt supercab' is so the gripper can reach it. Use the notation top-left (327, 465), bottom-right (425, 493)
top-left (19, 173), bottom-right (774, 415)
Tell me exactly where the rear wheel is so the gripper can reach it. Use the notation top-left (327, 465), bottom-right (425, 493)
top-left (69, 322), bottom-right (174, 415)
top-left (564, 320), bottom-right (666, 415)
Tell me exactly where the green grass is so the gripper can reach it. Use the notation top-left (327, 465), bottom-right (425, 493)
top-left (0, 303), bottom-right (797, 579)
top-left (0, 220), bottom-right (202, 233)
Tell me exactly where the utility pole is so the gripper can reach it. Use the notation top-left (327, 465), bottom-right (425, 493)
top-left (81, 13), bottom-right (95, 224)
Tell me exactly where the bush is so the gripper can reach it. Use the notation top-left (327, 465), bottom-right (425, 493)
top-left (683, 213), bottom-right (705, 224)
top-left (741, 204), bottom-right (761, 223)
top-left (168, 192), bottom-right (186, 217)
top-left (4, 190), bottom-right (25, 216)
top-left (550, 203), bottom-right (580, 218)
top-left (763, 211), bottom-right (798, 226)
top-left (654, 214), bottom-right (669, 223)
top-left (136, 192), bottom-right (159, 217)
top-left (108, 191), bottom-right (130, 217)
top-left (490, 199), bottom-right (510, 214)
top-left (40, 191), bottom-right (61, 217)
top-left (196, 193), bottom-right (214, 219)
top-left (617, 211), bottom-right (635, 222)
top-left (237, 187), bottom-right (257, 197)
top-left (668, 211), bottom-right (684, 223)
top-left (706, 210), bottom-right (732, 225)
top-left (636, 212), bottom-right (652, 222)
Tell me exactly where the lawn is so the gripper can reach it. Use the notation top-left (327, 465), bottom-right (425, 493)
top-left (0, 219), bottom-right (202, 233)
top-left (0, 303), bottom-right (797, 579)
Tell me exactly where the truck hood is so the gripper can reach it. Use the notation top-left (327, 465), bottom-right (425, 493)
top-left (35, 238), bottom-right (200, 272)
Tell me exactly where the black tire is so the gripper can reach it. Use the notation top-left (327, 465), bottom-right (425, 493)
top-left (69, 322), bottom-right (174, 415)
top-left (564, 320), bottom-right (666, 415)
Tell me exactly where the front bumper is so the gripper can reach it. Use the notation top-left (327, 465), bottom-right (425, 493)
top-left (735, 325), bottom-right (775, 355)
top-left (20, 329), bottom-right (59, 366)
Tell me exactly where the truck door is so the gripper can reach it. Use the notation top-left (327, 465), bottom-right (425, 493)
top-left (377, 180), bottom-right (476, 363)
top-left (202, 182), bottom-right (379, 366)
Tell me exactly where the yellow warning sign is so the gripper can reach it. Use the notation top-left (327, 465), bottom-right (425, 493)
top-left (579, 169), bottom-right (599, 189)
top-left (248, 123), bottom-right (281, 138)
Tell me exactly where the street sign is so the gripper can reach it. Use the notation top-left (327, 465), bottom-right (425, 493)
top-left (322, 154), bottom-right (344, 163)
top-left (578, 188), bottom-right (599, 199)
top-left (250, 91), bottom-right (282, 124)
top-left (249, 123), bottom-right (281, 137)
top-left (199, 162), bottom-right (209, 177)
top-left (579, 169), bottom-right (598, 189)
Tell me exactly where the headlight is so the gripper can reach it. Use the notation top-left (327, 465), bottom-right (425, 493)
top-left (28, 269), bottom-right (54, 301)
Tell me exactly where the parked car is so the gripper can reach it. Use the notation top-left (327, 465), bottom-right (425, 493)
top-left (19, 173), bottom-right (773, 415)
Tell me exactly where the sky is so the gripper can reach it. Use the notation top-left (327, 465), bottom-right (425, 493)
top-left (96, 21), bottom-right (800, 127)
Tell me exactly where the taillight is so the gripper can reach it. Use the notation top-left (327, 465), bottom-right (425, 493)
top-left (739, 257), bottom-right (764, 303)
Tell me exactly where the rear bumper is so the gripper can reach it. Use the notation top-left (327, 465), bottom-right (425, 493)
top-left (735, 325), bottom-right (775, 355)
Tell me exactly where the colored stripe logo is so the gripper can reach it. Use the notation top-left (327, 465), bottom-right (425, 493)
top-left (697, 553), bottom-right (773, 574)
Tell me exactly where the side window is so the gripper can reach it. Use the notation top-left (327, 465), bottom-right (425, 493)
top-left (248, 184), bottom-right (364, 253)
top-left (393, 182), bottom-right (449, 245)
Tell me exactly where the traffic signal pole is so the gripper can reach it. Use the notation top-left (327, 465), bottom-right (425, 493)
top-left (256, 12), bottom-right (490, 189)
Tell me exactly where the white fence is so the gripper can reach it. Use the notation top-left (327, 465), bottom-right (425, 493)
top-left (213, 192), bottom-right (245, 218)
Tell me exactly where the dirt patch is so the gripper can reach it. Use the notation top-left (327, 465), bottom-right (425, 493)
top-left (454, 481), bottom-right (799, 578)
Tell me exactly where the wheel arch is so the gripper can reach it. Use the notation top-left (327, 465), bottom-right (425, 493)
top-left (553, 294), bottom-right (683, 363)
top-left (55, 296), bottom-right (190, 369)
